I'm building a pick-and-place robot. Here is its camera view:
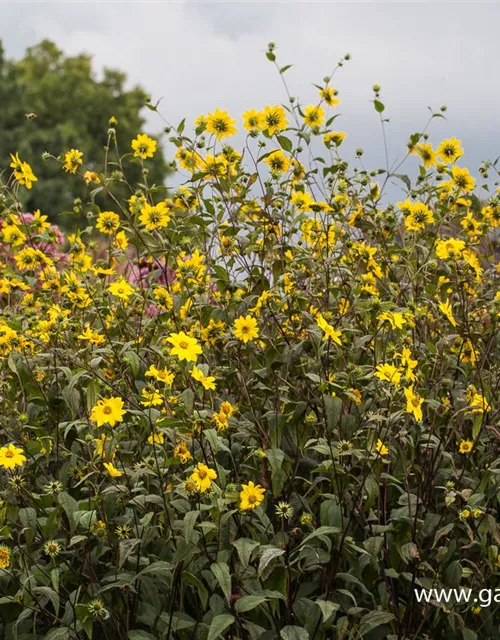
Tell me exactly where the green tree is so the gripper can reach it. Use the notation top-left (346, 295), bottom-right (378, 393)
top-left (0, 39), bottom-right (170, 226)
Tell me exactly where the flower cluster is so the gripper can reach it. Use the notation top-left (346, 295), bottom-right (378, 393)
top-left (0, 47), bottom-right (499, 640)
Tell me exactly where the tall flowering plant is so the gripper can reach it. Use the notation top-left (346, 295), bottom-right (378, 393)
top-left (0, 44), bottom-right (499, 640)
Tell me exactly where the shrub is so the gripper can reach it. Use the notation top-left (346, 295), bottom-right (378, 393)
top-left (0, 46), bottom-right (500, 640)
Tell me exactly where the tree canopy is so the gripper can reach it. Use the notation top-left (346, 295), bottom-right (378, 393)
top-left (0, 40), bottom-right (170, 225)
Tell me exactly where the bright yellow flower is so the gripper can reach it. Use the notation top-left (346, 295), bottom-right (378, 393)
top-left (148, 431), bottom-right (165, 445)
top-left (404, 386), bottom-right (424, 421)
top-left (114, 230), bottom-right (129, 250)
top-left (2, 223), bottom-right (26, 246)
top-left (233, 315), bottom-right (259, 343)
top-left (63, 149), bottom-right (83, 174)
top-left (450, 166), bottom-right (475, 193)
top-left (243, 109), bottom-right (265, 132)
top-left (264, 149), bottom-right (291, 174)
top-left (190, 365), bottom-right (216, 390)
top-left (175, 147), bottom-right (201, 172)
top-left (91, 397), bottom-right (126, 428)
top-left (458, 439), bottom-right (473, 454)
top-left (189, 463), bottom-right (217, 493)
top-left (0, 545), bottom-right (11, 569)
top-left (377, 312), bottom-right (406, 330)
top-left (139, 202), bottom-right (171, 230)
top-left (263, 105), bottom-right (288, 136)
top-left (140, 389), bottom-right (163, 407)
top-left (0, 444), bottom-right (27, 469)
top-left (108, 278), bottom-right (134, 301)
top-left (291, 191), bottom-right (315, 212)
top-left (96, 211), bottom-right (120, 234)
top-left (468, 393), bottom-right (491, 414)
top-left (375, 439), bottom-right (389, 456)
top-left (166, 331), bottom-right (202, 362)
top-left (320, 86), bottom-right (340, 107)
top-left (77, 325), bottom-right (106, 346)
top-left (437, 137), bottom-right (463, 163)
top-left (435, 238), bottom-right (466, 260)
top-left (324, 131), bottom-right (347, 147)
top-left (239, 481), bottom-right (266, 511)
top-left (404, 202), bottom-right (434, 232)
top-left (303, 104), bottom-right (325, 128)
top-left (396, 347), bottom-right (418, 382)
top-left (153, 286), bottom-right (173, 310)
top-left (93, 434), bottom-right (115, 460)
top-left (206, 109), bottom-right (237, 141)
top-left (103, 462), bottom-right (123, 478)
top-left (439, 299), bottom-right (458, 327)
top-left (145, 365), bottom-right (175, 385)
top-left (414, 143), bottom-right (437, 169)
top-left (84, 170), bottom-right (100, 184)
top-left (131, 134), bottom-right (157, 159)
top-left (15, 248), bottom-right (52, 271)
top-left (173, 441), bottom-right (192, 464)
top-left (220, 401), bottom-right (236, 417)
top-left (316, 314), bottom-right (342, 345)
top-left (374, 363), bottom-right (402, 386)
top-left (10, 152), bottom-right (38, 188)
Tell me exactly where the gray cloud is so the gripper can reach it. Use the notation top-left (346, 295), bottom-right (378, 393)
top-left (1, 0), bottom-right (499, 192)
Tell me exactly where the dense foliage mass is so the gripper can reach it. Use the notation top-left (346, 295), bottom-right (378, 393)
top-left (0, 40), bottom-right (170, 225)
top-left (1, 46), bottom-right (500, 640)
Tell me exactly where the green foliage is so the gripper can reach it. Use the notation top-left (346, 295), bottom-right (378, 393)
top-left (1, 44), bottom-right (500, 640)
top-left (0, 40), bottom-right (170, 227)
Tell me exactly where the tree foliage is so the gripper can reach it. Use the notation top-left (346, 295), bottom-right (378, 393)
top-left (0, 40), bottom-right (170, 226)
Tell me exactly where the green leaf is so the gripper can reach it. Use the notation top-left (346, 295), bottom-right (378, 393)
top-left (235, 595), bottom-right (268, 613)
top-left (137, 561), bottom-right (173, 578)
top-left (394, 173), bottom-right (411, 191)
top-left (204, 428), bottom-right (231, 454)
top-left (280, 65), bottom-right (293, 74)
top-left (128, 632), bottom-right (157, 640)
top-left (280, 626), bottom-right (310, 640)
top-left (258, 547), bottom-right (285, 579)
top-left (34, 586), bottom-right (59, 617)
top-left (266, 448), bottom-right (286, 495)
top-left (374, 100), bottom-right (385, 113)
top-left (358, 611), bottom-right (395, 636)
top-left (43, 629), bottom-right (76, 640)
top-left (324, 395), bottom-right (342, 432)
top-left (301, 526), bottom-right (340, 546)
top-left (58, 492), bottom-right (79, 534)
top-left (19, 507), bottom-right (37, 543)
top-left (315, 599), bottom-right (339, 622)
top-left (444, 560), bottom-right (462, 587)
top-left (183, 571), bottom-right (209, 609)
top-left (119, 538), bottom-right (140, 568)
top-left (183, 510), bottom-right (199, 544)
top-left (432, 522), bottom-right (454, 548)
top-left (211, 562), bottom-right (232, 603)
top-left (207, 614), bottom-right (235, 640)
top-left (124, 350), bottom-right (140, 377)
top-left (182, 388), bottom-right (195, 414)
top-left (233, 538), bottom-right (260, 568)
top-left (277, 135), bottom-right (293, 152)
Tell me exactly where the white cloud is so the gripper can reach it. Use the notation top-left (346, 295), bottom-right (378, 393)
top-left (1, 0), bottom-right (499, 181)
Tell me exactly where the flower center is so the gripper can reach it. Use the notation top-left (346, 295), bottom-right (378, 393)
top-left (103, 406), bottom-right (113, 415)
top-left (197, 469), bottom-right (207, 479)
top-left (5, 450), bottom-right (14, 458)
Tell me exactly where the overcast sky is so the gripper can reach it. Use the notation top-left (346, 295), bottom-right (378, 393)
top-left (1, 1), bottom-right (499, 192)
